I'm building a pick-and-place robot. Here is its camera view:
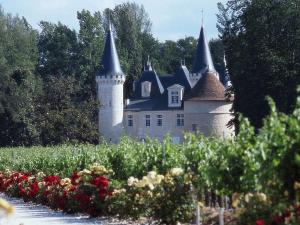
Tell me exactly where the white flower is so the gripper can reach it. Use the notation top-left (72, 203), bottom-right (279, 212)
top-left (127, 176), bottom-right (138, 186)
top-left (170, 168), bottom-right (184, 176)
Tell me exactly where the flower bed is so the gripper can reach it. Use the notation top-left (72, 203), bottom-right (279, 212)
top-left (0, 166), bottom-right (112, 217)
top-left (0, 166), bottom-right (196, 225)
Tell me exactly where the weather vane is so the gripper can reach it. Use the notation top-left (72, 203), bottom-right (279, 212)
top-left (201, 9), bottom-right (204, 26)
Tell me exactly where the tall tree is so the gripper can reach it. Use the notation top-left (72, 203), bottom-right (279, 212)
top-left (38, 21), bottom-right (79, 78)
top-left (0, 7), bottom-right (41, 146)
top-left (217, 0), bottom-right (300, 129)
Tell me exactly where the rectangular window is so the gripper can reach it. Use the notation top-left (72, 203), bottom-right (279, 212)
top-left (127, 115), bottom-right (133, 127)
top-left (176, 114), bottom-right (184, 126)
top-left (171, 91), bottom-right (179, 104)
top-left (157, 115), bottom-right (162, 126)
top-left (145, 115), bottom-right (150, 126)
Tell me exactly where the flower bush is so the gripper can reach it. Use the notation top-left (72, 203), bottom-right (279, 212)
top-left (109, 168), bottom-right (195, 225)
top-left (0, 165), bottom-right (113, 217)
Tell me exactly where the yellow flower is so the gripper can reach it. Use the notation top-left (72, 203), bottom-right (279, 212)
top-left (37, 172), bottom-right (46, 179)
top-left (244, 193), bottom-right (253, 203)
top-left (198, 201), bottom-right (204, 208)
top-left (232, 192), bottom-right (241, 208)
top-left (78, 169), bottom-right (91, 176)
top-left (294, 181), bottom-right (300, 190)
top-left (90, 164), bottom-right (108, 174)
top-left (60, 178), bottom-right (71, 186)
top-left (170, 168), bottom-right (184, 176)
top-left (0, 198), bottom-right (14, 215)
top-left (256, 193), bottom-right (267, 202)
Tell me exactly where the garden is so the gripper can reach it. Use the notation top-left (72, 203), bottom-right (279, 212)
top-left (0, 98), bottom-right (299, 225)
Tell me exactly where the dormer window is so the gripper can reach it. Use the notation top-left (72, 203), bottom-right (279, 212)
top-left (141, 81), bottom-right (151, 98)
top-left (167, 84), bottom-right (184, 107)
top-left (171, 91), bottom-right (179, 104)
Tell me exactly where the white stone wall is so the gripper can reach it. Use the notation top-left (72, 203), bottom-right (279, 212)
top-left (96, 75), bottom-right (125, 143)
top-left (184, 100), bottom-right (234, 138)
top-left (124, 110), bottom-right (185, 142)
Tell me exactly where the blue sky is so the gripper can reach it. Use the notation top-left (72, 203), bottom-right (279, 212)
top-left (0, 0), bottom-right (227, 41)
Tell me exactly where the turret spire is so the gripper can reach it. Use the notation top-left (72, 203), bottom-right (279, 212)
top-left (144, 55), bottom-right (153, 71)
top-left (191, 23), bottom-right (216, 74)
top-left (97, 19), bottom-right (124, 76)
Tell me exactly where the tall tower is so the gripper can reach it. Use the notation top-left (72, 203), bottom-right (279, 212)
top-left (96, 22), bottom-right (125, 143)
top-left (190, 25), bottom-right (219, 87)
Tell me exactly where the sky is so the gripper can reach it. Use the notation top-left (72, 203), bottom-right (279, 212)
top-left (0, 0), bottom-right (227, 42)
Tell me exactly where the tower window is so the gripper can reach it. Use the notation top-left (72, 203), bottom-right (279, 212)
top-left (145, 115), bottom-right (150, 126)
top-left (176, 114), bottom-right (184, 126)
top-left (128, 115), bottom-right (133, 127)
top-left (157, 115), bottom-right (162, 126)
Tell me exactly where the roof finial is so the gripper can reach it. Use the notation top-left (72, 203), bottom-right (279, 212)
top-left (108, 10), bottom-right (112, 31)
top-left (201, 9), bottom-right (204, 27)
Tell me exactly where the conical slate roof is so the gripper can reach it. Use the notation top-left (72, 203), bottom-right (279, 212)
top-left (192, 26), bottom-right (215, 74)
top-left (174, 63), bottom-right (192, 93)
top-left (187, 72), bottom-right (226, 101)
top-left (97, 23), bottom-right (124, 76)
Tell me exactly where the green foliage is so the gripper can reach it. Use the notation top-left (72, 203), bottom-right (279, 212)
top-left (217, 0), bottom-right (300, 129)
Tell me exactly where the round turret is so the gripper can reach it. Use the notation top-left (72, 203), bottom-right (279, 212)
top-left (96, 22), bottom-right (125, 143)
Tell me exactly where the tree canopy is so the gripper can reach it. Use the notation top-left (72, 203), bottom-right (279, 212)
top-left (217, 0), bottom-right (300, 129)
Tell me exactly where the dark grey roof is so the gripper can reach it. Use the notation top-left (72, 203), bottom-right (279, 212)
top-left (174, 65), bottom-right (192, 93)
top-left (133, 67), bottom-right (164, 98)
top-left (192, 26), bottom-right (216, 74)
top-left (129, 61), bottom-right (194, 110)
top-left (125, 93), bottom-right (183, 111)
top-left (96, 23), bottom-right (124, 76)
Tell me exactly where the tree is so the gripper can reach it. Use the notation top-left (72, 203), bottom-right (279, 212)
top-left (0, 7), bottom-right (41, 146)
top-left (37, 21), bottom-right (79, 79)
top-left (217, 0), bottom-right (300, 129)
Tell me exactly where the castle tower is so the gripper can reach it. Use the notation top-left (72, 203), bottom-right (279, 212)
top-left (190, 25), bottom-right (219, 87)
top-left (96, 22), bottom-right (125, 143)
top-left (185, 24), bottom-right (233, 138)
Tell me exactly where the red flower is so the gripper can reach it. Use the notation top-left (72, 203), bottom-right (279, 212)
top-left (18, 185), bottom-right (26, 196)
top-left (71, 172), bottom-right (80, 184)
top-left (256, 219), bottom-right (265, 225)
top-left (90, 176), bottom-right (109, 189)
top-left (29, 181), bottom-right (39, 198)
top-left (98, 189), bottom-right (108, 201)
top-left (44, 176), bottom-right (60, 185)
top-left (274, 215), bottom-right (284, 224)
top-left (74, 193), bottom-right (91, 205)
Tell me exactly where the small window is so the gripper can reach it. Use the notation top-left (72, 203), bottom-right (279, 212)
top-left (171, 91), bottom-right (179, 104)
top-left (157, 115), bottom-right (162, 126)
top-left (145, 115), bottom-right (150, 126)
top-left (177, 114), bottom-right (184, 126)
top-left (128, 115), bottom-right (133, 127)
